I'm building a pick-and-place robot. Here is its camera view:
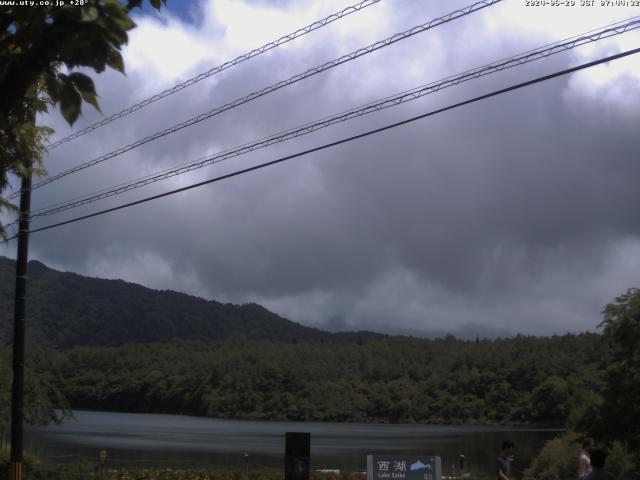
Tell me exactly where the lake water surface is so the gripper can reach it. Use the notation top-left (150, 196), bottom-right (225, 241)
top-left (25, 410), bottom-right (561, 476)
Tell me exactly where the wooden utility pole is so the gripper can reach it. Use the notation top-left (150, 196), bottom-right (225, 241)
top-left (9, 162), bottom-right (32, 480)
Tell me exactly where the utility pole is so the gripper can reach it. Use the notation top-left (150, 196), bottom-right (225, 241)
top-left (9, 152), bottom-right (33, 480)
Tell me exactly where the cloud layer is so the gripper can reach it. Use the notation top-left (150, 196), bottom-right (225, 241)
top-left (2, 0), bottom-right (639, 336)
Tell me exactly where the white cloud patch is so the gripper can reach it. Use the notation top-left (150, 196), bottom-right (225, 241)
top-left (563, 44), bottom-right (640, 120)
top-left (84, 249), bottom-right (208, 299)
top-left (127, 14), bottom-right (219, 95)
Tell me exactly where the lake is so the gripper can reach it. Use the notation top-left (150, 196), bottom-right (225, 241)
top-left (25, 410), bottom-right (562, 476)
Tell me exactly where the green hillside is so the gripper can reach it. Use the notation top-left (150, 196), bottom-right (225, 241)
top-left (0, 256), bottom-right (382, 348)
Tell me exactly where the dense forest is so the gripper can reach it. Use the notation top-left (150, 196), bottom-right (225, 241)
top-left (1, 333), bottom-right (605, 427)
top-left (523, 289), bottom-right (640, 480)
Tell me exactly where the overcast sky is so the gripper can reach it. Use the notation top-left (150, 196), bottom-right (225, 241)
top-left (2, 0), bottom-right (640, 337)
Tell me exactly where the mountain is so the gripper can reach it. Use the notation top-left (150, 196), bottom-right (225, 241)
top-left (0, 256), bottom-right (383, 349)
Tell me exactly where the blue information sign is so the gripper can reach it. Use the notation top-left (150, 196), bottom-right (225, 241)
top-left (367, 455), bottom-right (441, 480)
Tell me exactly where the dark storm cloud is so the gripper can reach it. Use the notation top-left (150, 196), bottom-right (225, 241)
top-left (3, 0), bottom-right (639, 335)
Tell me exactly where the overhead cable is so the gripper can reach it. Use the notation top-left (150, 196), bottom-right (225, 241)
top-left (45, 0), bottom-right (384, 150)
top-left (2, 46), bottom-right (636, 243)
top-left (27, 16), bottom-right (640, 219)
top-left (15, 0), bottom-right (502, 199)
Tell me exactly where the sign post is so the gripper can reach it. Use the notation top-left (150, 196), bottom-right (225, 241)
top-left (97, 449), bottom-right (107, 480)
top-left (285, 432), bottom-right (310, 480)
top-left (367, 456), bottom-right (441, 480)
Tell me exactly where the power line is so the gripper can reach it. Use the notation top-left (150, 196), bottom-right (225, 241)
top-left (26, 16), bottom-right (640, 220)
top-left (2, 15), bottom-right (637, 231)
top-left (3, 47), bottom-right (636, 243)
top-left (14, 0), bottom-right (502, 199)
top-left (44, 0), bottom-right (384, 151)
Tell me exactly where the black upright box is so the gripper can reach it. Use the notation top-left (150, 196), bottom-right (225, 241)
top-left (285, 432), bottom-right (310, 480)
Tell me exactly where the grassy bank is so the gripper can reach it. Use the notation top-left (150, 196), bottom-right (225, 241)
top-left (0, 451), bottom-right (365, 480)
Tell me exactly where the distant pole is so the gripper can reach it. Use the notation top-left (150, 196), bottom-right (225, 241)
top-left (9, 162), bottom-right (33, 480)
top-left (98, 449), bottom-right (107, 480)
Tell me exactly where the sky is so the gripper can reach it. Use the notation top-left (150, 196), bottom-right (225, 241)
top-left (2, 0), bottom-right (640, 338)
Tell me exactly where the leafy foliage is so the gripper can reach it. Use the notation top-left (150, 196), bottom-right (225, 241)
top-left (0, 0), bottom-right (165, 123)
top-left (605, 441), bottom-right (636, 480)
top-left (0, 459), bottom-right (347, 480)
top-left (524, 288), bottom-right (640, 480)
top-left (595, 288), bottom-right (640, 451)
top-left (12, 333), bottom-right (606, 426)
top-left (522, 432), bottom-right (580, 480)
top-left (0, 350), bottom-right (71, 450)
top-left (531, 376), bottom-right (570, 425)
top-left (0, 0), bottom-right (165, 238)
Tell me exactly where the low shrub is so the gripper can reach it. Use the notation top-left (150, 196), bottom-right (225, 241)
top-left (605, 441), bottom-right (636, 480)
top-left (522, 431), bottom-right (579, 480)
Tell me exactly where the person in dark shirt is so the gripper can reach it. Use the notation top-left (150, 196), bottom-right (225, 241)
top-left (497, 440), bottom-right (515, 480)
top-left (585, 448), bottom-right (616, 480)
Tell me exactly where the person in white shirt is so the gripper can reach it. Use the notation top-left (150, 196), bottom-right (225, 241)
top-left (579, 438), bottom-right (594, 480)
top-left (585, 448), bottom-right (616, 480)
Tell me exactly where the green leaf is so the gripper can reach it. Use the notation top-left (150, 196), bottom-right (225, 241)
top-left (102, 0), bottom-right (136, 31)
top-left (32, 96), bottom-right (49, 114)
top-left (68, 72), bottom-right (101, 112)
top-left (43, 73), bottom-right (61, 104)
top-left (101, 16), bottom-right (130, 46)
top-left (106, 49), bottom-right (125, 74)
top-left (59, 76), bottom-right (82, 126)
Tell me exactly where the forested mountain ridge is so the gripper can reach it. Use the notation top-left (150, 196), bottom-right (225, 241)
top-left (0, 255), bottom-right (614, 427)
top-left (0, 256), bottom-right (383, 348)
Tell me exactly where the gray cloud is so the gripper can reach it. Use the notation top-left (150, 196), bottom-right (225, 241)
top-left (3, 0), bottom-right (639, 336)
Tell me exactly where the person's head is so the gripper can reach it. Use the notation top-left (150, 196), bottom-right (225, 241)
top-left (589, 449), bottom-right (607, 469)
top-left (582, 438), bottom-right (594, 451)
top-left (502, 440), bottom-right (515, 456)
